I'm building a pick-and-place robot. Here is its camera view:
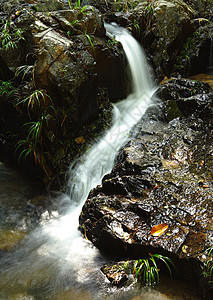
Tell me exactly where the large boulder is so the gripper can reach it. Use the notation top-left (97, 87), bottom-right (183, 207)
top-left (132, 0), bottom-right (196, 78)
top-left (79, 78), bottom-right (213, 297)
top-left (156, 78), bottom-right (212, 120)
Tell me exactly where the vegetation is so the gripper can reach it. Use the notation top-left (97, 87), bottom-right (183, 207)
top-left (111, 0), bottom-right (138, 12)
top-left (85, 32), bottom-right (95, 53)
top-left (142, 0), bottom-right (155, 31)
top-left (203, 246), bottom-right (213, 285)
top-left (68, 0), bottom-right (88, 10)
top-left (16, 89), bottom-right (53, 117)
top-left (132, 254), bottom-right (175, 286)
top-left (0, 19), bottom-right (25, 50)
top-left (15, 63), bottom-right (37, 83)
top-left (0, 80), bottom-right (19, 101)
top-left (15, 115), bottom-right (50, 177)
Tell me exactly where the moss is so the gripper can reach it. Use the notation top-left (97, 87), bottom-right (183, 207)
top-left (166, 100), bottom-right (183, 121)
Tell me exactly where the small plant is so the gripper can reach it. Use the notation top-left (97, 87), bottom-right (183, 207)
top-left (133, 253), bottom-right (175, 286)
top-left (0, 19), bottom-right (25, 50)
top-left (85, 32), bottom-right (95, 53)
top-left (133, 19), bottom-right (140, 34)
top-left (16, 115), bottom-right (50, 176)
top-left (0, 80), bottom-right (19, 100)
top-left (203, 246), bottom-right (213, 284)
top-left (107, 37), bottom-right (119, 46)
top-left (68, 0), bottom-right (87, 10)
top-left (15, 62), bottom-right (37, 83)
top-left (16, 89), bottom-right (53, 117)
top-left (67, 0), bottom-right (73, 9)
top-left (75, 0), bottom-right (84, 8)
top-left (143, 0), bottom-right (155, 31)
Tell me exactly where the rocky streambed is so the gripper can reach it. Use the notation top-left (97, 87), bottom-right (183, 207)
top-left (79, 78), bottom-right (213, 299)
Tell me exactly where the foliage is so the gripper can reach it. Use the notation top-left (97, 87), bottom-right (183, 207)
top-left (68, 0), bottom-right (88, 10)
top-left (203, 246), bottom-right (213, 285)
top-left (0, 80), bottom-right (19, 100)
top-left (16, 89), bottom-right (53, 117)
top-left (133, 19), bottom-right (140, 34)
top-left (143, 0), bottom-right (155, 31)
top-left (15, 115), bottom-right (50, 177)
top-left (15, 62), bottom-right (37, 83)
top-left (0, 19), bottom-right (25, 50)
top-left (112, 0), bottom-right (138, 13)
top-left (133, 253), bottom-right (175, 286)
top-left (107, 36), bottom-right (119, 46)
top-left (85, 32), bottom-right (95, 53)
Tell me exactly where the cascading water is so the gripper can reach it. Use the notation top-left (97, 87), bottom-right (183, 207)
top-left (0, 24), bottom-right (155, 299)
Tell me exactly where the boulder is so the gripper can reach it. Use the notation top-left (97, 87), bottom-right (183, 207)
top-left (156, 78), bottom-right (212, 120)
top-left (79, 79), bottom-right (213, 296)
top-left (132, 0), bottom-right (196, 78)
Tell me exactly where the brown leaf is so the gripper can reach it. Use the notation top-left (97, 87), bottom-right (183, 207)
top-left (151, 223), bottom-right (168, 237)
top-left (75, 136), bottom-right (86, 144)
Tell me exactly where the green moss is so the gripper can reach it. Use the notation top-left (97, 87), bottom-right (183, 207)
top-left (166, 100), bottom-right (183, 121)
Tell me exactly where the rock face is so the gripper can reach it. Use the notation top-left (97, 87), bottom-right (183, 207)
top-left (79, 78), bottom-right (213, 296)
top-left (131, 0), bottom-right (213, 78)
top-left (0, 1), bottom-right (126, 186)
top-left (99, 0), bottom-right (213, 79)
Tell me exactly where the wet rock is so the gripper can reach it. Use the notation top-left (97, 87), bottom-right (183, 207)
top-left (131, 0), bottom-right (196, 79)
top-left (1, 0), bottom-right (21, 14)
top-left (101, 263), bottom-right (128, 286)
top-left (186, 0), bottom-right (213, 18)
top-left (172, 23), bottom-right (213, 77)
top-left (156, 78), bottom-right (212, 121)
top-left (79, 109), bottom-right (213, 293)
top-left (0, 3), bottom-right (126, 186)
top-left (33, 0), bottom-right (64, 12)
top-left (0, 229), bottom-right (26, 250)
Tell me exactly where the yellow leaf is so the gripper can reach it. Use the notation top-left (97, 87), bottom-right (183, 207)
top-left (151, 223), bottom-right (168, 237)
top-left (182, 245), bottom-right (188, 253)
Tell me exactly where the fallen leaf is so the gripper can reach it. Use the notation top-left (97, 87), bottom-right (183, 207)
top-left (182, 245), bottom-right (188, 253)
top-left (75, 136), bottom-right (86, 144)
top-left (202, 184), bottom-right (209, 188)
top-left (151, 223), bottom-right (168, 237)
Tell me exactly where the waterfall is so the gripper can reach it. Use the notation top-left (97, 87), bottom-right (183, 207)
top-left (0, 24), bottom-right (155, 298)
top-left (66, 23), bottom-right (154, 210)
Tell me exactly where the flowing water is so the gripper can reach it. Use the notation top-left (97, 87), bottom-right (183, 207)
top-left (0, 24), bottom-right (200, 299)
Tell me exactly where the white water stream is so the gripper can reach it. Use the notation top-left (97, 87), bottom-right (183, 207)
top-left (0, 24), bottom-right (156, 299)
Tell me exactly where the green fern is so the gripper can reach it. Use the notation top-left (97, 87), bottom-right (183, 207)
top-left (0, 19), bottom-right (25, 50)
top-left (133, 254), bottom-right (175, 286)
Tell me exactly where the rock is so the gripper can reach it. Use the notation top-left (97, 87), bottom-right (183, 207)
top-left (186, 0), bottom-right (213, 18)
top-left (33, 0), bottom-right (65, 12)
top-left (101, 263), bottom-right (129, 286)
top-left (0, 3), bottom-right (126, 186)
top-left (79, 97), bottom-right (213, 293)
top-left (132, 0), bottom-right (196, 79)
top-left (0, 229), bottom-right (26, 250)
top-left (172, 23), bottom-right (213, 77)
top-left (156, 78), bottom-right (212, 121)
top-left (1, 0), bottom-right (21, 14)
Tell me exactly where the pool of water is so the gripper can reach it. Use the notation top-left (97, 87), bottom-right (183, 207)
top-left (0, 162), bottom-right (201, 300)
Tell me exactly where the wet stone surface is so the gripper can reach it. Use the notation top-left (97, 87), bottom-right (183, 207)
top-left (79, 79), bottom-right (213, 297)
top-left (80, 115), bottom-right (213, 258)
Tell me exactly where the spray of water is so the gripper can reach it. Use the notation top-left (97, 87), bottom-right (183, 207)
top-left (0, 24), bottom-right (155, 299)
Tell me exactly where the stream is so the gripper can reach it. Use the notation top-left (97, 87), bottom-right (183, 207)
top-left (0, 24), bottom-right (201, 299)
